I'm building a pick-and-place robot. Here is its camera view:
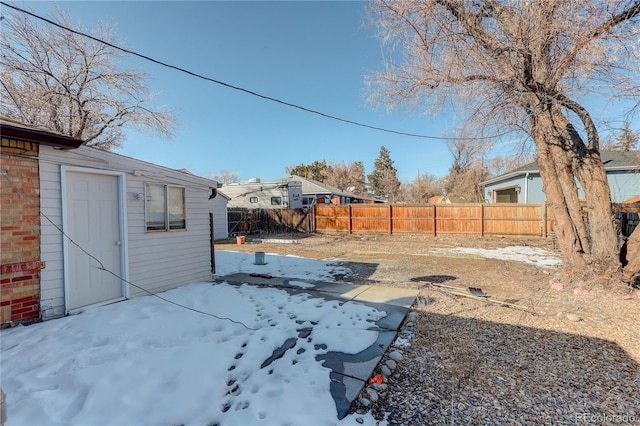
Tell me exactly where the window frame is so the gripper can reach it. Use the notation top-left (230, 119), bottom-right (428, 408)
top-left (145, 183), bottom-right (187, 232)
top-left (270, 196), bottom-right (282, 206)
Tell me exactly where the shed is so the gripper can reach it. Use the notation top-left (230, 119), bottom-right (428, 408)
top-left (38, 144), bottom-right (219, 319)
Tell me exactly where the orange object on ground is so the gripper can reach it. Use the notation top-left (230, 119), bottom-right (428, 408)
top-left (368, 374), bottom-right (384, 384)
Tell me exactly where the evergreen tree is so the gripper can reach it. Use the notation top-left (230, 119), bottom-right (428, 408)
top-left (368, 146), bottom-right (400, 201)
top-left (285, 160), bottom-right (328, 181)
top-left (613, 122), bottom-right (639, 152)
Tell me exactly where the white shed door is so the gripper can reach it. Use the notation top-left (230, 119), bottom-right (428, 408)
top-left (66, 172), bottom-right (124, 310)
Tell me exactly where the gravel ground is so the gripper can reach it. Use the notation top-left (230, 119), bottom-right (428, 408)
top-left (355, 292), bottom-right (640, 425)
top-left (218, 233), bottom-right (640, 425)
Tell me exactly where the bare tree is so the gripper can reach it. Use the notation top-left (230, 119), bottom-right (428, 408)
top-left (367, 0), bottom-right (640, 285)
top-left (397, 172), bottom-right (443, 203)
top-left (210, 170), bottom-right (239, 184)
top-left (0, 7), bottom-right (177, 150)
top-left (487, 153), bottom-right (535, 176)
top-left (447, 139), bottom-right (489, 174)
top-left (443, 139), bottom-right (491, 201)
top-left (321, 161), bottom-right (367, 194)
top-left (445, 165), bottom-right (491, 202)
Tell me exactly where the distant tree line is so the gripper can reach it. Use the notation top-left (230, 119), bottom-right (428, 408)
top-left (283, 144), bottom-right (531, 203)
top-left (282, 122), bottom-right (637, 205)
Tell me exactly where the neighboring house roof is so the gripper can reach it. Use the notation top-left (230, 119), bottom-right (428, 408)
top-left (480, 150), bottom-right (640, 187)
top-left (428, 195), bottom-right (467, 204)
top-left (275, 175), bottom-right (372, 201)
top-left (0, 116), bottom-right (84, 149)
top-left (220, 176), bottom-right (381, 203)
top-left (219, 181), bottom-right (290, 200)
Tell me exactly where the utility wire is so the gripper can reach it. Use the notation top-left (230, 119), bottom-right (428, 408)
top-left (1, 1), bottom-right (508, 141)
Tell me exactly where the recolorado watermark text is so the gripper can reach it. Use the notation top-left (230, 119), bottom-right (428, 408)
top-left (575, 413), bottom-right (636, 424)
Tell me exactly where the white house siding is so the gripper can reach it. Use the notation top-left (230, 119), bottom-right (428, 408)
top-left (39, 145), bottom-right (216, 319)
top-left (209, 195), bottom-right (229, 240)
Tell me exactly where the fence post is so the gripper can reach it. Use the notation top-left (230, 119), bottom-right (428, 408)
top-left (313, 205), bottom-right (317, 233)
top-left (433, 204), bottom-right (437, 236)
top-left (348, 204), bottom-right (353, 234)
top-left (542, 202), bottom-right (547, 237)
top-left (387, 205), bottom-right (392, 235)
top-left (480, 204), bottom-right (485, 237)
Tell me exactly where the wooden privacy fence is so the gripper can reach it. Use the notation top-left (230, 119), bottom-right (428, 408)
top-left (314, 203), bottom-right (554, 237)
top-left (225, 203), bottom-right (638, 238)
top-left (228, 208), bottom-right (312, 235)
top-left (616, 203), bottom-right (640, 238)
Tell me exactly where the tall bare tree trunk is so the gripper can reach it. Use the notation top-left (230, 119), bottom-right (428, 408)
top-left (573, 153), bottom-right (619, 265)
top-left (531, 106), bottom-right (620, 278)
top-left (532, 108), bottom-right (587, 269)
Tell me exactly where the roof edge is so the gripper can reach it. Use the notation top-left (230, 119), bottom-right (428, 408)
top-left (479, 169), bottom-right (538, 186)
top-left (1, 121), bottom-right (84, 149)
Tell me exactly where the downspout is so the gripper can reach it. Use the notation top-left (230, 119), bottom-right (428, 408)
top-left (524, 173), bottom-right (529, 203)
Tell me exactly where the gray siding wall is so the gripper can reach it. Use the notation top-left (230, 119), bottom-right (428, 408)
top-left (483, 171), bottom-right (637, 204)
top-left (209, 196), bottom-right (229, 240)
top-left (483, 174), bottom-right (545, 203)
top-left (39, 146), bottom-right (214, 319)
top-left (607, 171), bottom-right (640, 203)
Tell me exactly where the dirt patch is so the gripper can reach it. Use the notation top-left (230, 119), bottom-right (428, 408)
top-left (217, 233), bottom-right (640, 424)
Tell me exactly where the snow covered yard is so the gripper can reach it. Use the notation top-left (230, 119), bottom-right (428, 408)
top-left (429, 245), bottom-right (562, 268)
top-left (1, 252), bottom-right (385, 426)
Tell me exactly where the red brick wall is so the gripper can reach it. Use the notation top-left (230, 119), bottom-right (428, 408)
top-left (1, 138), bottom-right (42, 323)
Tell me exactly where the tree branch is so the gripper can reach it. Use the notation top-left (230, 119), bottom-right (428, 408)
top-left (552, 2), bottom-right (640, 85)
top-left (553, 92), bottom-right (600, 150)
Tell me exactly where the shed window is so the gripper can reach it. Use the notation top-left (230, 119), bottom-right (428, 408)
top-left (270, 197), bottom-right (282, 205)
top-left (146, 183), bottom-right (186, 231)
top-left (250, 197), bottom-right (258, 203)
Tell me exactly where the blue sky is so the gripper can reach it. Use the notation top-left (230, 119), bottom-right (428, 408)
top-left (20, 0), bottom-right (459, 182)
top-left (13, 1), bottom-right (637, 183)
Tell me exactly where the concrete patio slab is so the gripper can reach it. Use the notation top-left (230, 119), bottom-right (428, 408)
top-left (353, 286), bottom-right (419, 308)
top-left (213, 272), bottom-right (420, 419)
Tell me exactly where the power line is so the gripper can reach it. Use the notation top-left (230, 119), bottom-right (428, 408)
top-left (0, 1), bottom-right (508, 142)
